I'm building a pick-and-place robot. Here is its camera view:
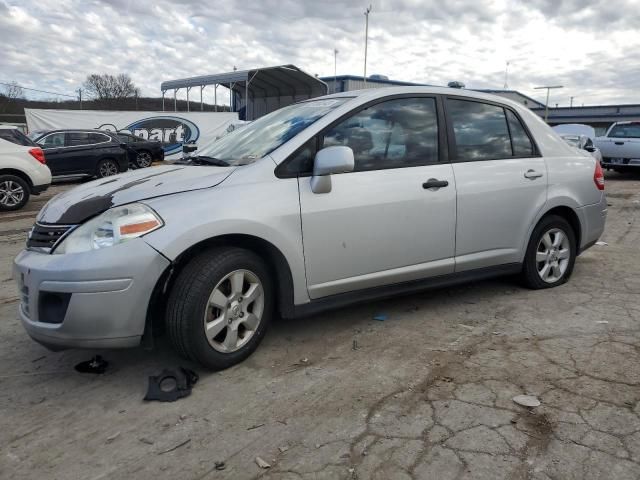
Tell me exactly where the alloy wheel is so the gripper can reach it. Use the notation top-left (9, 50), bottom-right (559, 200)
top-left (203, 269), bottom-right (265, 353)
top-left (136, 152), bottom-right (152, 168)
top-left (536, 228), bottom-right (571, 283)
top-left (0, 180), bottom-right (25, 207)
top-left (99, 161), bottom-right (119, 177)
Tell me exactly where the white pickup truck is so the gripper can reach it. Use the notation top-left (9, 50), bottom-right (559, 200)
top-left (594, 121), bottom-right (640, 172)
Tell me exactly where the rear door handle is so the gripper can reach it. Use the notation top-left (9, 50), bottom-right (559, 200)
top-left (524, 169), bottom-right (543, 179)
top-left (615, 141), bottom-right (625, 145)
top-left (423, 178), bottom-right (449, 189)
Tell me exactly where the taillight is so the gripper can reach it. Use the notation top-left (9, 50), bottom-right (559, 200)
top-left (28, 148), bottom-right (46, 165)
top-left (594, 161), bottom-right (605, 191)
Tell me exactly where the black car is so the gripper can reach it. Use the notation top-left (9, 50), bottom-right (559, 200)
top-left (33, 129), bottom-right (129, 178)
top-left (116, 132), bottom-right (164, 168)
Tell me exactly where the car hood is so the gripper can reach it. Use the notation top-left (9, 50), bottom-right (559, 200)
top-left (37, 165), bottom-right (236, 224)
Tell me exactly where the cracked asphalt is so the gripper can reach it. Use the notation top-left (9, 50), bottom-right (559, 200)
top-left (0, 173), bottom-right (638, 480)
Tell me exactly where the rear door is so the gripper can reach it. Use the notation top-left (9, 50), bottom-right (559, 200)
top-left (64, 132), bottom-right (112, 175)
top-left (446, 97), bottom-right (547, 271)
top-left (298, 96), bottom-right (457, 298)
top-left (36, 132), bottom-right (67, 175)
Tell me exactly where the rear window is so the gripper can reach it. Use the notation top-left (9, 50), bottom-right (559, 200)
top-left (0, 129), bottom-right (36, 147)
top-left (608, 123), bottom-right (640, 138)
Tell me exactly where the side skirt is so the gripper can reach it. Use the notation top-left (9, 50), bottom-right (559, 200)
top-left (291, 263), bottom-right (522, 318)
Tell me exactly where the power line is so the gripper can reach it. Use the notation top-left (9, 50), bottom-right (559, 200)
top-left (0, 81), bottom-right (76, 98)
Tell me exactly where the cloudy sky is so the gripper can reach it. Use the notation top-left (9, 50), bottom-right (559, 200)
top-left (2, 0), bottom-right (639, 106)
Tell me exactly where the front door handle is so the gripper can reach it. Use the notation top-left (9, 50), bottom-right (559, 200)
top-left (615, 141), bottom-right (625, 145)
top-left (524, 169), bottom-right (543, 179)
top-left (423, 178), bottom-right (449, 189)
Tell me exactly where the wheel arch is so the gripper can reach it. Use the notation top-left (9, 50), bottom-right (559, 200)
top-left (144, 233), bottom-right (296, 346)
top-left (539, 205), bottom-right (582, 249)
top-left (0, 169), bottom-right (34, 188)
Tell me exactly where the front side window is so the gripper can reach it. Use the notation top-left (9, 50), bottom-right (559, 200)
top-left (608, 123), bottom-right (640, 139)
top-left (322, 97), bottom-right (439, 172)
top-left (39, 132), bottom-right (65, 148)
top-left (196, 98), bottom-right (350, 165)
top-left (448, 99), bottom-right (512, 161)
top-left (117, 134), bottom-right (131, 143)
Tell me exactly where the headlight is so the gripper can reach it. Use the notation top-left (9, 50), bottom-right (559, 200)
top-left (53, 203), bottom-right (163, 254)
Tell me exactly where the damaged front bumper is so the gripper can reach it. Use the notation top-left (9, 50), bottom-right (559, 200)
top-left (13, 238), bottom-right (170, 350)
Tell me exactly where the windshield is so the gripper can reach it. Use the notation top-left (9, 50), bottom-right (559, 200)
top-left (196, 98), bottom-right (349, 165)
top-left (608, 123), bottom-right (640, 139)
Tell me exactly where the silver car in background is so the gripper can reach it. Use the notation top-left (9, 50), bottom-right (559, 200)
top-left (14, 87), bottom-right (607, 370)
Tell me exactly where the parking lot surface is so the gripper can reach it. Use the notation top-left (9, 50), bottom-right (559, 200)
top-left (0, 174), bottom-right (639, 480)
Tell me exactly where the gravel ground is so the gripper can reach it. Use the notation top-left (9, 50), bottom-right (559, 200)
top-left (0, 173), bottom-right (638, 480)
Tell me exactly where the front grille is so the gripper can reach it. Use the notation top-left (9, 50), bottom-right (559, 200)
top-left (27, 223), bottom-right (75, 250)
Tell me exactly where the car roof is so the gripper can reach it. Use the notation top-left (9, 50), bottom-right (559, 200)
top-left (0, 125), bottom-right (19, 130)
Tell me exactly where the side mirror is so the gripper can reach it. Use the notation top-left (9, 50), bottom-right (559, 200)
top-left (182, 144), bottom-right (198, 154)
top-left (310, 146), bottom-right (355, 194)
top-left (585, 145), bottom-right (596, 153)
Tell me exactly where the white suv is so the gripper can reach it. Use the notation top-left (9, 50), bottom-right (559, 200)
top-left (0, 126), bottom-right (51, 211)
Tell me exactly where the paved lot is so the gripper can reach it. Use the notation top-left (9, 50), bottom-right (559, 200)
top-left (0, 173), bottom-right (639, 480)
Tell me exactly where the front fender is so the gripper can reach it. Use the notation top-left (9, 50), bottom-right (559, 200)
top-left (143, 176), bottom-right (309, 305)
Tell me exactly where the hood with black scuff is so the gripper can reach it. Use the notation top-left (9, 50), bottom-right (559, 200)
top-left (37, 165), bottom-right (236, 224)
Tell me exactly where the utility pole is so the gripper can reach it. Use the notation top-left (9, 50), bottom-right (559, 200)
top-left (503, 61), bottom-right (510, 89)
top-left (534, 85), bottom-right (563, 123)
top-left (570, 96), bottom-right (575, 108)
top-left (334, 48), bottom-right (339, 93)
top-left (363, 5), bottom-right (372, 86)
top-left (77, 88), bottom-right (82, 110)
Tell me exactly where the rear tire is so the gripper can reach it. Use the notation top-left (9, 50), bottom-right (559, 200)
top-left (166, 247), bottom-right (273, 370)
top-left (96, 158), bottom-right (120, 178)
top-left (521, 215), bottom-right (576, 289)
top-left (0, 175), bottom-right (30, 211)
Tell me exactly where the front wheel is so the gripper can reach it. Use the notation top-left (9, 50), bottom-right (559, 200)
top-left (136, 151), bottom-right (153, 168)
top-left (0, 175), bottom-right (30, 211)
top-left (96, 158), bottom-right (120, 178)
top-left (521, 215), bottom-right (576, 289)
top-left (166, 248), bottom-right (273, 370)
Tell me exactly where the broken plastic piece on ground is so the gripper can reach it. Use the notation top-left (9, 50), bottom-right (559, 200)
top-left (513, 394), bottom-right (541, 407)
top-left (595, 241), bottom-right (608, 246)
top-left (74, 355), bottom-right (109, 374)
top-left (596, 320), bottom-right (609, 324)
top-left (373, 313), bottom-right (388, 321)
top-left (214, 461), bottom-right (226, 471)
top-left (255, 456), bottom-right (271, 469)
top-left (144, 367), bottom-right (199, 402)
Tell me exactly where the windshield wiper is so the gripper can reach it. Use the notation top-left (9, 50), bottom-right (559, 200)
top-left (175, 156), bottom-right (231, 167)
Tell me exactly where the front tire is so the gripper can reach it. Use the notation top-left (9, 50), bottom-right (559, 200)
top-left (166, 248), bottom-right (273, 370)
top-left (522, 215), bottom-right (576, 289)
top-left (135, 151), bottom-right (153, 168)
top-left (0, 175), bottom-right (30, 211)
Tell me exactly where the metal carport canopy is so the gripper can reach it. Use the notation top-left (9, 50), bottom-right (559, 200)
top-left (160, 65), bottom-right (328, 120)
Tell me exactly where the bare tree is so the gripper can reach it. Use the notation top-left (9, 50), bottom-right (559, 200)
top-left (83, 73), bottom-right (140, 100)
top-left (2, 81), bottom-right (24, 100)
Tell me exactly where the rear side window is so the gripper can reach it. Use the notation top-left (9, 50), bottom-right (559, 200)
top-left (608, 123), bottom-right (640, 138)
top-left (68, 132), bottom-right (92, 146)
top-left (88, 133), bottom-right (110, 143)
top-left (0, 129), bottom-right (36, 146)
top-left (448, 99), bottom-right (512, 161)
top-left (506, 110), bottom-right (534, 156)
top-left (40, 132), bottom-right (65, 147)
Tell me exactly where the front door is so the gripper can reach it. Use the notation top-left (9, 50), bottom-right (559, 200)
top-left (445, 97), bottom-right (548, 271)
top-left (298, 96), bottom-right (457, 299)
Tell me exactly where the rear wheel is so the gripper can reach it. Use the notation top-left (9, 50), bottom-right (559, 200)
top-left (0, 175), bottom-right (30, 211)
top-left (136, 151), bottom-right (153, 168)
top-left (96, 158), bottom-right (120, 178)
top-left (522, 215), bottom-right (576, 289)
top-left (166, 248), bottom-right (273, 370)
